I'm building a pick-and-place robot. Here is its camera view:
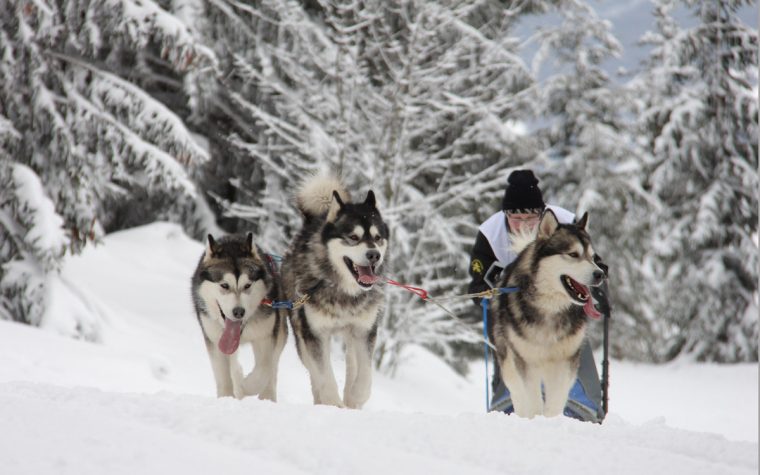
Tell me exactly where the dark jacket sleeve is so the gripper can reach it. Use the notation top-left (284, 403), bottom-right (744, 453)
top-left (591, 254), bottom-right (611, 317)
top-left (468, 231), bottom-right (499, 306)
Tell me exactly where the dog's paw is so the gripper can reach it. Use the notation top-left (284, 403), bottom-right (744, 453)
top-left (344, 388), bottom-right (370, 409)
top-left (343, 398), bottom-right (365, 410)
top-left (315, 394), bottom-right (345, 408)
top-left (242, 371), bottom-right (267, 396)
top-left (258, 389), bottom-right (277, 402)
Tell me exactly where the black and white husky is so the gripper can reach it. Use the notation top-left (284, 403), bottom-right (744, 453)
top-left (280, 175), bottom-right (389, 409)
top-left (191, 233), bottom-right (287, 400)
top-left (490, 210), bottom-right (604, 418)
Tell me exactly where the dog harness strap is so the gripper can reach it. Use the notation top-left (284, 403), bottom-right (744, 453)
top-left (498, 287), bottom-right (520, 294)
top-left (259, 253), bottom-right (284, 308)
top-left (263, 253), bottom-right (281, 279)
top-left (260, 280), bottom-right (323, 311)
top-left (260, 299), bottom-right (293, 309)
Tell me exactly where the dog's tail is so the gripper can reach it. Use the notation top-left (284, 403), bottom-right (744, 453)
top-left (296, 173), bottom-right (350, 219)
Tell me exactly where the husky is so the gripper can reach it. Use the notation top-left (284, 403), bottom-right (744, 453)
top-left (191, 233), bottom-right (287, 401)
top-left (280, 175), bottom-right (389, 409)
top-left (490, 210), bottom-right (604, 418)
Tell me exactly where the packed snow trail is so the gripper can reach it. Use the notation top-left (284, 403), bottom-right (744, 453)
top-left (0, 382), bottom-right (756, 475)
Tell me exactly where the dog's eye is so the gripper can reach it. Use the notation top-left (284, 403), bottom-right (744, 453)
top-left (244, 283), bottom-right (252, 290)
top-left (349, 234), bottom-right (360, 242)
top-left (374, 235), bottom-right (383, 242)
top-left (220, 283), bottom-right (230, 290)
top-left (568, 252), bottom-right (580, 259)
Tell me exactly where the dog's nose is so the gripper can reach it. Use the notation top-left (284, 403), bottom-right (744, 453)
top-left (232, 307), bottom-right (245, 319)
top-left (592, 270), bottom-right (605, 284)
top-left (366, 250), bottom-right (381, 265)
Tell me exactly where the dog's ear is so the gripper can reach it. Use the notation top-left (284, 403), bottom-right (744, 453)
top-left (537, 209), bottom-right (559, 240)
top-left (575, 212), bottom-right (589, 230)
top-left (205, 234), bottom-right (218, 259)
top-left (332, 190), bottom-right (345, 208)
top-left (364, 190), bottom-right (376, 209)
top-left (327, 190), bottom-right (345, 222)
top-left (245, 232), bottom-right (262, 260)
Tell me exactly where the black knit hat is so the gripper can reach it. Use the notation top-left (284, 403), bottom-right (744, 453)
top-left (501, 170), bottom-right (545, 212)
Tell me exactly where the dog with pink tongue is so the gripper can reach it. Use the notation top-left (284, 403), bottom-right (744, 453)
top-left (279, 174), bottom-right (389, 409)
top-left (191, 233), bottom-right (287, 400)
top-left (490, 210), bottom-right (605, 419)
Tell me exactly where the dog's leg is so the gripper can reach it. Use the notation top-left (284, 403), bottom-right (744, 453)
top-left (229, 354), bottom-right (245, 399)
top-left (244, 320), bottom-right (287, 402)
top-left (343, 329), bottom-right (359, 405)
top-left (501, 354), bottom-right (543, 418)
top-left (307, 334), bottom-right (343, 407)
top-left (243, 335), bottom-right (276, 399)
top-left (543, 361), bottom-right (577, 417)
top-left (343, 327), bottom-right (375, 409)
top-left (294, 313), bottom-right (343, 407)
top-left (259, 317), bottom-right (288, 402)
top-left (204, 338), bottom-right (236, 398)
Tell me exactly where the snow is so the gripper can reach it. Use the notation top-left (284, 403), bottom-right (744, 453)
top-left (10, 164), bottom-right (69, 253)
top-left (0, 222), bottom-right (756, 474)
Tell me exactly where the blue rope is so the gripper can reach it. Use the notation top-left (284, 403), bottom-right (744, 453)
top-left (498, 287), bottom-right (520, 295)
top-left (482, 297), bottom-right (490, 413)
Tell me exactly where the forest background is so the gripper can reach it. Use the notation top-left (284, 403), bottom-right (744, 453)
top-left (1, 0), bottom-right (757, 372)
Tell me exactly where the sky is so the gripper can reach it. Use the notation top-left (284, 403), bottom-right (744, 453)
top-left (518, 0), bottom-right (759, 80)
top-left (0, 222), bottom-right (756, 474)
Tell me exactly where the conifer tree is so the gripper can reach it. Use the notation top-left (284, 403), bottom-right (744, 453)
top-left (633, 0), bottom-right (758, 361)
top-left (0, 0), bottom-right (216, 329)
top-left (526, 0), bottom-right (655, 356)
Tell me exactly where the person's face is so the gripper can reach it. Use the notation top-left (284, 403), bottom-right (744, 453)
top-left (505, 211), bottom-right (541, 233)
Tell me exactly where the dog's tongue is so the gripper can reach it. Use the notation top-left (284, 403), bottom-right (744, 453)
top-left (218, 319), bottom-right (243, 355)
top-left (356, 265), bottom-right (378, 285)
top-left (584, 298), bottom-right (602, 320)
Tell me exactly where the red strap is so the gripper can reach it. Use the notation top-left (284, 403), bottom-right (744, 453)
top-left (385, 278), bottom-right (429, 300)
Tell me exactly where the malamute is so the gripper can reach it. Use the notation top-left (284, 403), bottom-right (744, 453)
top-left (281, 175), bottom-right (389, 409)
top-left (191, 233), bottom-right (287, 400)
top-left (490, 210), bottom-right (604, 418)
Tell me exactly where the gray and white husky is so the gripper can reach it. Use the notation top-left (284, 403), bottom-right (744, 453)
top-left (191, 233), bottom-right (287, 400)
top-left (490, 210), bottom-right (604, 418)
top-left (280, 175), bottom-right (389, 409)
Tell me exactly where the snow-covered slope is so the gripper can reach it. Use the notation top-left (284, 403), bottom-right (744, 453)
top-left (0, 223), bottom-right (756, 474)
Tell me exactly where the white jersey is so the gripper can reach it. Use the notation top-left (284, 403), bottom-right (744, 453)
top-left (478, 205), bottom-right (575, 267)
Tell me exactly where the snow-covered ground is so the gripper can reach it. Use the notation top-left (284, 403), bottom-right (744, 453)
top-left (0, 223), bottom-right (756, 474)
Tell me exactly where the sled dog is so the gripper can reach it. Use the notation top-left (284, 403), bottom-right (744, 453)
top-left (490, 210), bottom-right (604, 418)
top-left (281, 175), bottom-right (389, 409)
top-left (191, 233), bottom-right (287, 400)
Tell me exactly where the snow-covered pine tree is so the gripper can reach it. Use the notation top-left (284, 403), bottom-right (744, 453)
top-left (186, 0), bottom-right (337, 243)
top-left (633, 0), bottom-right (758, 362)
top-left (523, 0), bottom-right (658, 358)
top-left (0, 116), bottom-right (69, 326)
top-left (0, 160), bottom-right (69, 327)
top-left (0, 0), bottom-right (216, 330)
